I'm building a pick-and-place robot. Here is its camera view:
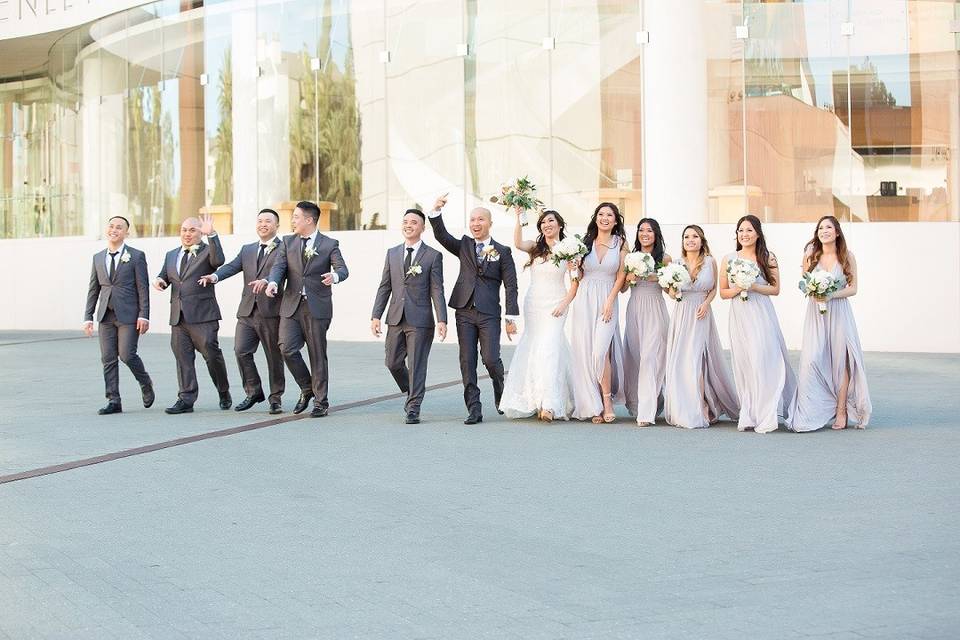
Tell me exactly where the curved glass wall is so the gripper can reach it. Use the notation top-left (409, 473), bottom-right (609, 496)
top-left (0, 0), bottom-right (957, 239)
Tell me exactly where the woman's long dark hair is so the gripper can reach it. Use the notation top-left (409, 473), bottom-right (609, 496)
top-left (583, 202), bottom-right (626, 253)
top-left (735, 214), bottom-right (776, 285)
top-left (633, 217), bottom-right (665, 265)
top-left (680, 224), bottom-right (710, 280)
top-left (525, 210), bottom-right (567, 269)
top-left (804, 215), bottom-right (853, 284)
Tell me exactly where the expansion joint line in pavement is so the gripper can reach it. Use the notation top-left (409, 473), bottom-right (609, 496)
top-left (0, 375), bottom-right (488, 486)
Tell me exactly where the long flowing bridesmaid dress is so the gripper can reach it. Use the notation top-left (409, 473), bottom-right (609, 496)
top-left (663, 256), bottom-right (739, 429)
top-left (724, 253), bottom-right (797, 433)
top-left (569, 237), bottom-right (625, 420)
top-left (622, 276), bottom-right (669, 424)
top-left (790, 261), bottom-right (872, 431)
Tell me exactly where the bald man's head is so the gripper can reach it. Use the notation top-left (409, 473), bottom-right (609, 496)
top-left (180, 217), bottom-right (203, 247)
top-left (468, 206), bottom-right (493, 241)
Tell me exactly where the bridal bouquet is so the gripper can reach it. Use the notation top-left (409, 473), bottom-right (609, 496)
top-left (799, 270), bottom-right (845, 314)
top-left (489, 176), bottom-right (544, 227)
top-left (623, 251), bottom-right (656, 285)
top-left (551, 235), bottom-right (588, 280)
top-left (726, 257), bottom-right (761, 301)
top-left (657, 263), bottom-right (691, 301)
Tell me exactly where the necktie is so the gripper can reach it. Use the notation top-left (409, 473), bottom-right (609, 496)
top-left (179, 249), bottom-right (189, 277)
top-left (475, 242), bottom-right (484, 261)
top-left (300, 237), bottom-right (308, 268)
top-left (257, 244), bottom-right (267, 270)
top-left (404, 247), bottom-right (413, 272)
top-left (108, 251), bottom-right (118, 279)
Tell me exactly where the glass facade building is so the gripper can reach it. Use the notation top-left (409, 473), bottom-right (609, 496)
top-left (2, 0), bottom-right (959, 240)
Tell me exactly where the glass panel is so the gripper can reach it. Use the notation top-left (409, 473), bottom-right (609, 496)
top-left (203, 0), bottom-right (235, 216)
top-left (385, 0), bottom-right (465, 227)
top-left (472, 0), bottom-right (550, 230)
top-left (353, 0), bottom-right (387, 230)
top-left (848, 0), bottom-right (960, 221)
top-left (551, 0), bottom-right (641, 226)
top-left (743, 0), bottom-right (855, 222)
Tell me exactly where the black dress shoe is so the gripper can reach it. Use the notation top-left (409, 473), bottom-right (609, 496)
top-left (234, 394), bottom-right (265, 412)
top-left (165, 400), bottom-right (194, 414)
top-left (310, 406), bottom-right (328, 418)
top-left (98, 402), bottom-right (122, 415)
top-left (268, 402), bottom-right (283, 415)
top-left (464, 414), bottom-right (483, 425)
top-left (219, 392), bottom-right (233, 410)
top-left (405, 412), bottom-right (420, 424)
top-left (293, 391), bottom-right (314, 414)
top-left (141, 384), bottom-right (155, 409)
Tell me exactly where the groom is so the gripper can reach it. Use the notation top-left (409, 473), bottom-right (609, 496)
top-left (429, 194), bottom-right (519, 424)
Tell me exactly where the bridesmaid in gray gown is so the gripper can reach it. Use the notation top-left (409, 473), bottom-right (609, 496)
top-left (622, 218), bottom-right (671, 426)
top-left (663, 225), bottom-right (739, 429)
top-left (790, 216), bottom-right (872, 431)
top-left (719, 215), bottom-right (797, 433)
top-left (569, 203), bottom-right (628, 423)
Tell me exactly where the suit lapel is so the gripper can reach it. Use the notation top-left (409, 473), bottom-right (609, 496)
top-left (95, 249), bottom-right (108, 283)
top-left (110, 248), bottom-right (128, 283)
top-left (256, 238), bottom-right (280, 277)
top-left (304, 234), bottom-right (323, 275)
top-left (182, 243), bottom-right (206, 279)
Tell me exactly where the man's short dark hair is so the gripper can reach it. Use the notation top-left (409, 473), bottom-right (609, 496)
top-left (108, 215), bottom-right (130, 229)
top-left (404, 208), bottom-right (425, 222)
top-left (295, 201), bottom-right (321, 224)
top-left (258, 208), bottom-right (280, 222)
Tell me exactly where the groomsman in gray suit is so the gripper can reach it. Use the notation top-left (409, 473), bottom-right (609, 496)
top-left (199, 208), bottom-right (285, 415)
top-left (154, 213), bottom-right (232, 414)
top-left (370, 209), bottom-right (448, 424)
top-left (258, 201), bottom-right (349, 418)
top-left (82, 215), bottom-right (154, 415)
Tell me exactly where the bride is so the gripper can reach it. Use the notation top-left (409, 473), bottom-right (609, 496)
top-left (500, 208), bottom-right (579, 421)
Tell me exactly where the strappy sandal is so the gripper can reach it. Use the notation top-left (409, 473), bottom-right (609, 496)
top-left (602, 394), bottom-right (616, 423)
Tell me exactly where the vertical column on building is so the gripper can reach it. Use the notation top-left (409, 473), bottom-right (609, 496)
top-left (231, 9), bottom-right (258, 232)
top-left (641, 0), bottom-right (709, 223)
top-left (81, 54), bottom-right (126, 239)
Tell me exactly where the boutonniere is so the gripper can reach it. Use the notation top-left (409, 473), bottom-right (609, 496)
top-left (186, 244), bottom-right (200, 256)
top-left (406, 263), bottom-right (422, 277)
top-left (304, 245), bottom-right (319, 260)
top-left (480, 245), bottom-right (500, 262)
top-left (119, 251), bottom-right (131, 263)
top-left (263, 242), bottom-right (276, 255)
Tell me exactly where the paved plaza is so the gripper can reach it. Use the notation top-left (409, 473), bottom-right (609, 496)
top-left (1, 331), bottom-right (958, 639)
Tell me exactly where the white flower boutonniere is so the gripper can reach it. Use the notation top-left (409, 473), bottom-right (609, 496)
top-left (263, 242), bottom-right (276, 255)
top-left (186, 244), bottom-right (200, 256)
top-left (480, 245), bottom-right (500, 262)
top-left (406, 263), bottom-right (422, 277)
top-left (119, 252), bottom-right (131, 263)
top-left (304, 245), bottom-right (319, 260)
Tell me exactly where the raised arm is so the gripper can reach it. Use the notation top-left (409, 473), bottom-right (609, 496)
top-left (427, 211), bottom-right (462, 256)
top-left (513, 210), bottom-right (536, 254)
top-left (206, 234), bottom-right (225, 269)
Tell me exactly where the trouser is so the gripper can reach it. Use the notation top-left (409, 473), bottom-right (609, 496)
top-left (235, 313), bottom-right (285, 404)
top-left (279, 300), bottom-right (331, 410)
top-left (99, 309), bottom-right (152, 403)
top-left (454, 308), bottom-right (504, 414)
top-left (171, 320), bottom-right (230, 405)
top-left (384, 321), bottom-right (434, 415)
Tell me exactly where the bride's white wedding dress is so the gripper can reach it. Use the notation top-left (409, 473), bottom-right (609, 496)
top-left (500, 256), bottom-right (574, 419)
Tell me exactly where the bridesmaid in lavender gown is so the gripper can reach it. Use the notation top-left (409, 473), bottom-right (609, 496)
top-left (622, 218), bottom-right (671, 426)
top-left (719, 215), bottom-right (797, 433)
top-left (569, 202), bottom-right (628, 423)
top-left (790, 216), bottom-right (871, 431)
top-left (663, 225), bottom-right (739, 429)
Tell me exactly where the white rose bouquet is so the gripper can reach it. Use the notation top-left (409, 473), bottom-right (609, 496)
top-left (489, 176), bottom-right (544, 227)
top-left (623, 251), bottom-right (656, 286)
top-left (799, 270), bottom-right (845, 314)
top-left (550, 235), bottom-right (588, 280)
top-left (657, 263), bottom-right (691, 301)
top-left (726, 257), bottom-right (761, 301)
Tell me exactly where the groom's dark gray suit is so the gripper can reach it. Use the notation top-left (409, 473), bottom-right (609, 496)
top-left (267, 232), bottom-right (349, 412)
top-left (157, 235), bottom-right (231, 405)
top-left (428, 212), bottom-right (519, 416)
top-left (84, 244), bottom-right (153, 403)
top-left (371, 242), bottom-right (446, 416)
top-left (213, 237), bottom-right (285, 404)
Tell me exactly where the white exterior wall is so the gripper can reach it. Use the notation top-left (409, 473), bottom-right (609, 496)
top-left (1, 222), bottom-right (957, 353)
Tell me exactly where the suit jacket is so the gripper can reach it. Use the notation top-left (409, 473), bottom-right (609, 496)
top-left (157, 235), bottom-right (226, 326)
top-left (371, 243), bottom-right (447, 328)
top-left (267, 233), bottom-right (349, 320)
top-left (214, 237), bottom-right (284, 318)
top-left (428, 214), bottom-right (519, 317)
top-left (84, 246), bottom-right (150, 324)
